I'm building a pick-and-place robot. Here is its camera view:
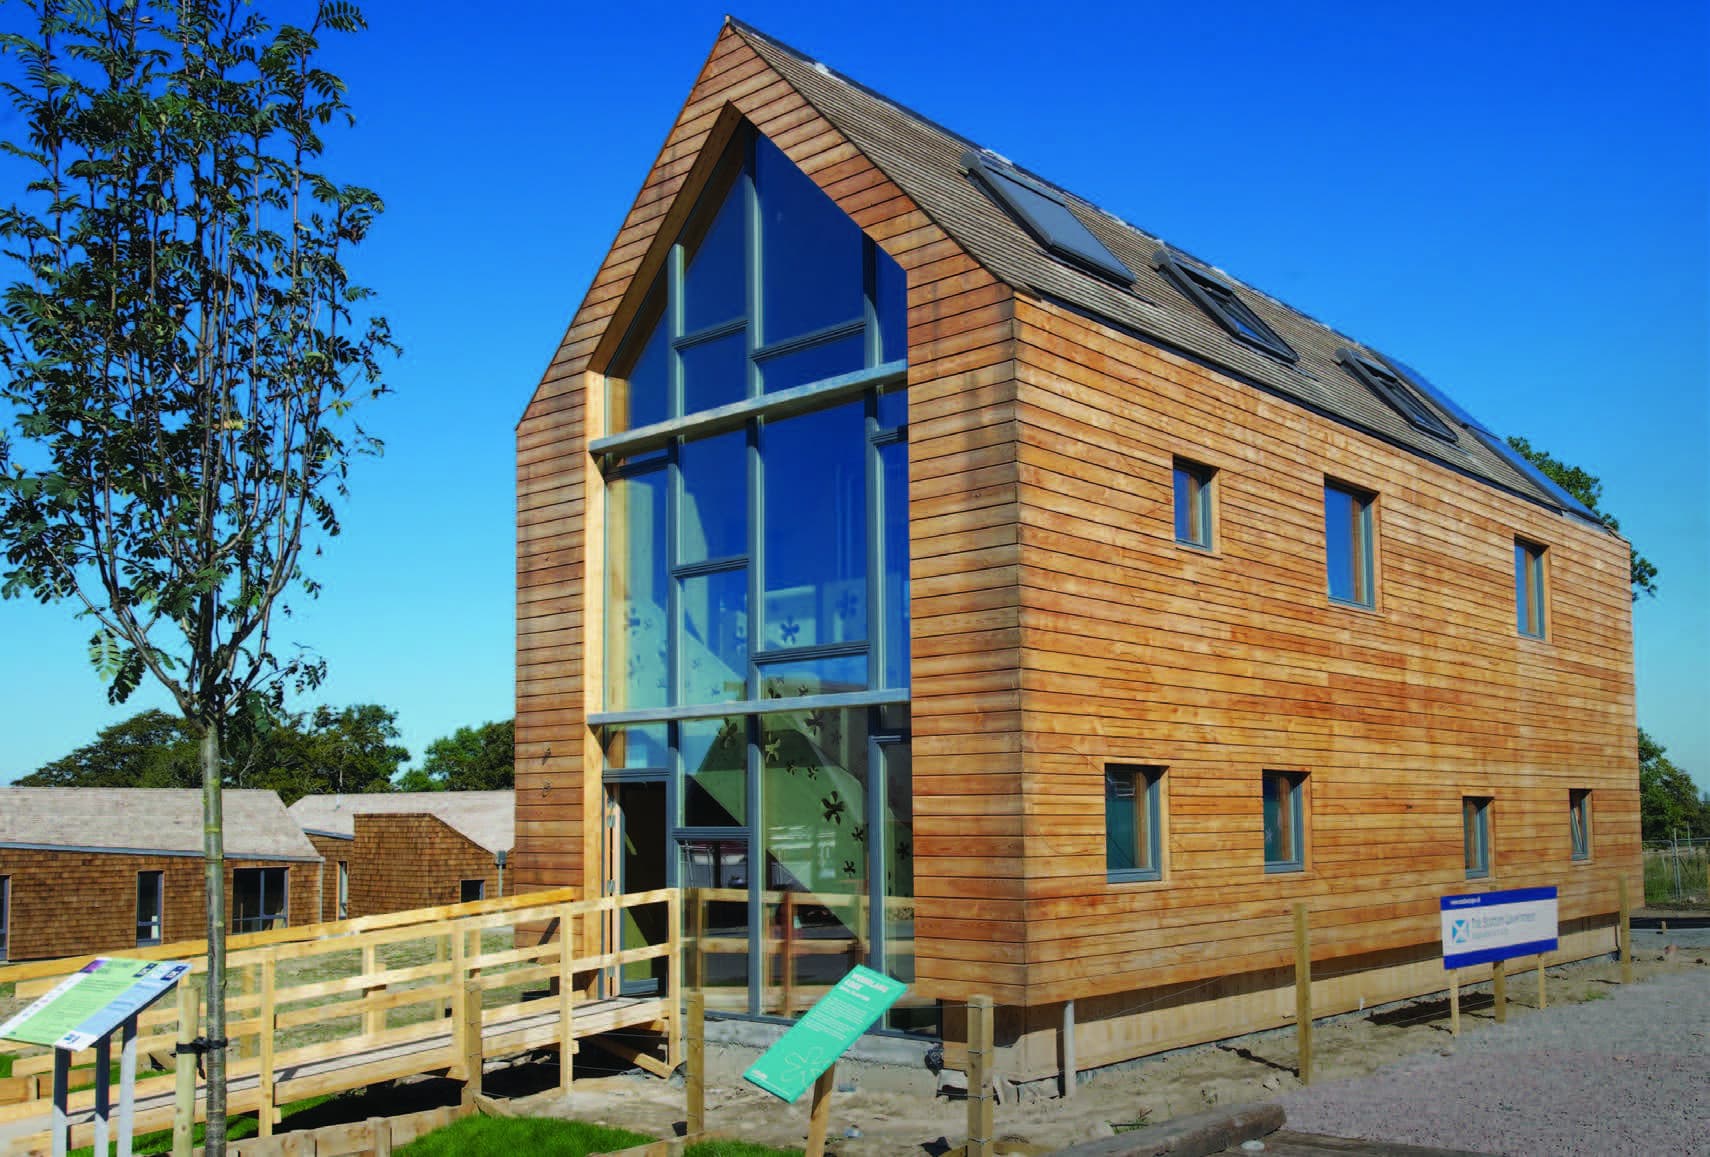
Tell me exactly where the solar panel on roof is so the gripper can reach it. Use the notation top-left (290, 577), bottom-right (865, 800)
top-left (964, 152), bottom-right (1135, 284)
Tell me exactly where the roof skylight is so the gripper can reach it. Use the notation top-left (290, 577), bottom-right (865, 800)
top-left (963, 150), bottom-right (1135, 284)
top-left (1154, 250), bottom-right (1297, 363)
top-left (1338, 349), bottom-right (1458, 443)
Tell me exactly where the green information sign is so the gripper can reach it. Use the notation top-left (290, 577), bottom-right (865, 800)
top-left (743, 965), bottom-right (907, 1103)
top-left (0, 958), bottom-right (191, 1051)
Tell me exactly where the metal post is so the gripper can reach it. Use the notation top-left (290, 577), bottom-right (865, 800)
top-left (1061, 999), bottom-right (1076, 1100)
top-left (94, 1034), bottom-right (111, 1157)
top-left (51, 1048), bottom-right (69, 1157)
top-left (119, 1015), bottom-right (138, 1157)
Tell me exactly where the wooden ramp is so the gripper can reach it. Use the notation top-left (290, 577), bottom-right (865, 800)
top-left (0, 888), bottom-right (682, 1156)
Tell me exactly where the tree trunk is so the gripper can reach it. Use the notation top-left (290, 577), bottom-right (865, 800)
top-left (200, 725), bottom-right (228, 1155)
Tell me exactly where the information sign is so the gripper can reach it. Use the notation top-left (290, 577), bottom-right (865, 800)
top-left (0, 958), bottom-right (191, 1051)
top-left (1440, 887), bottom-right (1558, 970)
top-left (743, 965), bottom-right (907, 1103)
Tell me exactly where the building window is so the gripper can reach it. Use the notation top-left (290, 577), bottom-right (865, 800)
top-left (1263, 771), bottom-right (1306, 873)
top-left (1173, 459), bottom-right (1215, 549)
top-left (136, 871), bottom-right (163, 946)
top-left (1337, 349), bottom-right (1459, 442)
top-left (1155, 249), bottom-right (1298, 362)
top-left (460, 879), bottom-right (486, 904)
top-left (1324, 481), bottom-right (1376, 608)
top-left (336, 861), bottom-right (349, 921)
top-left (231, 868), bottom-right (288, 934)
top-left (1569, 790), bottom-right (1592, 861)
top-left (1463, 797), bottom-right (1492, 879)
top-left (0, 875), bottom-right (9, 962)
top-left (1105, 765), bottom-right (1164, 882)
top-left (964, 149), bottom-right (1135, 283)
top-left (1515, 539), bottom-right (1547, 638)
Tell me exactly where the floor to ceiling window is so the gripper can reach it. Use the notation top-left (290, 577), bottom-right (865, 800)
top-left (593, 128), bottom-right (925, 1031)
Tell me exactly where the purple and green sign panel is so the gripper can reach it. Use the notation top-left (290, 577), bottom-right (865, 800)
top-left (1440, 886), bottom-right (1558, 970)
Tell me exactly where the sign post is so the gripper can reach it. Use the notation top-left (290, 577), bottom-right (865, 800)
top-left (1440, 887), bottom-right (1557, 1034)
top-left (0, 957), bottom-right (192, 1157)
top-left (743, 965), bottom-right (907, 1157)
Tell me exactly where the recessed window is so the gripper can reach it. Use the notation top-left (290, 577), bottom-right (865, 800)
top-left (1156, 249), bottom-right (1297, 362)
top-left (1338, 349), bottom-right (1459, 442)
top-left (1515, 539), bottom-right (1547, 638)
top-left (1106, 765), bottom-right (1164, 882)
top-left (1324, 481), bottom-right (1376, 608)
top-left (1463, 797), bottom-right (1492, 880)
top-left (136, 870), bottom-right (163, 946)
top-left (1569, 790), bottom-right (1592, 861)
top-left (965, 150), bottom-right (1135, 284)
top-left (1263, 771), bottom-right (1307, 873)
top-left (336, 861), bottom-right (349, 921)
top-left (0, 875), bottom-right (10, 962)
top-left (1173, 459), bottom-right (1215, 549)
top-left (461, 879), bottom-right (486, 904)
top-left (231, 867), bottom-right (288, 935)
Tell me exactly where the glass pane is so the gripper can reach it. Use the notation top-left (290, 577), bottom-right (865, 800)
top-left (1324, 486), bottom-right (1367, 604)
top-left (603, 724), bottom-right (668, 770)
top-left (876, 388), bottom-right (907, 431)
top-left (762, 332), bottom-right (867, 393)
top-left (1105, 770), bottom-right (1140, 871)
top-left (758, 652), bottom-right (868, 699)
top-left (1514, 543), bottom-right (1529, 632)
top-left (683, 166), bottom-right (747, 335)
top-left (881, 739), bottom-right (929, 1031)
top-left (606, 469), bottom-right (669, 711)
top-left (681, 717), bottom-right (746, 826)
top-left (681, 839), bottom-right (751, 1010)
top-left (876, 247), bottom-right (907, 364)
top-left (680, 430), bottom-right (748, 565)
top-left (764, 401), bottom-right (867, 649)
top-left (1263, 774), bottom-right (1294, 864)
top-left (608, 287), bottom-right (669, 433)
top-left (880, 438), bottom-right (911, 689)
top-left (758, 136), bottom-right (865, 345)
top-left (762, 708), bottom-right (870, 1017)
top-left (616, 782), bottom-right (669, 992)
top-left (681, 568), bottom-right (748, 704)
top-left (681, 328), bottom-right (748, 415)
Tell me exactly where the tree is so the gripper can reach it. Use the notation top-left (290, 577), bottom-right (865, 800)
top-left (16, 709), bottom-right (200, 789)
top-left (249, 703), bottom-right (408, 802)
top-left (0, 5), bottom-right (392, 1149)
top-left (405, 718), bottom-right (515, 791)
top-left (1639, 728), bottom-right (1709, 841)
top-left (1507, 436), bottom-right (1658, 599)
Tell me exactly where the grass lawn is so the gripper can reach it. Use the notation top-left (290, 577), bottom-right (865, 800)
top-left (394, 1116), bottom-right (802, 1157)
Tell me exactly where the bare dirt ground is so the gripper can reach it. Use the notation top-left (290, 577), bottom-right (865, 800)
top-left (538, 931), bottom-right (1710, 1155)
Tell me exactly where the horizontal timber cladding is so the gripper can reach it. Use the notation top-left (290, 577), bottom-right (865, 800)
top-left (348, 816), bottom-right (504, 918)
top-left (512, 22), bottom-right (1028, 979)
top-left (1007, 294), bottom-right (1638, 1012)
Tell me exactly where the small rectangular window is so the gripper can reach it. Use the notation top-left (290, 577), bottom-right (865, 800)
top-left (1324, 482), bottom-right (1376, 608)
top-left (136, 871), bottom-right (164, 946)
top-left (1515, 540), bottom-right (1547, 638)
top-left (336, 861), bottom-right (349, 921)
top-left (1463, 797), bottom-right (1492, 879)
top-left (0, 875), bottom-right (10, 962)
top-left (1263, 771), bottom-right (1307, 872)
top-left (1173, 459), bottom-right (1215, 549)
top-left (461, 879), bottom-right (487, 904)
top-left (1569, 790), bottom-right (1591, 861)
top-left (232, 867), bottom-right (288, 934)
top-left (1105, 765), bottom-right (1164, 882)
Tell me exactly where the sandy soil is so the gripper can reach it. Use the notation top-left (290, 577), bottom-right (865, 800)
top-left (535, 932), bottom-right (1710, 1155)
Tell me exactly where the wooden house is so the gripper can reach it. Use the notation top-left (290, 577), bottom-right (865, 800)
top-left (287, 792), bottom-right (512, 920)
top-left (512, 18), bottom-right (1639, 1078)
top-left (0, 788), bottom-right (319, 962)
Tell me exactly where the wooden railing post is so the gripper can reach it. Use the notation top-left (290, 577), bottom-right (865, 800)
top-left (1537, 954), bottom-right (1547, 1010)
top-left (362, 940), bottom-right (383, 1037)
top-left (686, 990), bottom-right (706, 1136)
top-left (233, 962), bottom-right (254, 1060)
top-left (172, 972), bottom-right (200, 1157)
top-left (1492, 958), bottom-right (1507, 1024)
top-left (558, 903), bottom-right (576, 1095)
top-left (781, 891), bottom-right (797, 1017)
top-left (688, 887), bottom-right (705, 991)
top-left (666, 889), bottom-right (683, 1068)
top-left (1618, 874), bottom-right (1633, 983)
top-left (967, 995), bottom-right (994, 1157)
top-left (459, 979), bottom-right (484, 1109)
top-left (1294, 902), bottom-right (1312, 1085)
top-left (258, 949), bottom-right (278, 1138)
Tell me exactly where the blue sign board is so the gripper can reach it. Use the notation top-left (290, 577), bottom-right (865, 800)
top-left (1440, 886), bottom-right (1558, 970)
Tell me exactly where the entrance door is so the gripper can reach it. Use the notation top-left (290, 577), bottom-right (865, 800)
top-left (609, 781), bottom-right (668, 995)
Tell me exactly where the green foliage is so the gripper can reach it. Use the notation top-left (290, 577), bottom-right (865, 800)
top-left (1506, 436), bottom-right (1658, 599)
top-left (392, 1116), bottom-right (800, 1157)
top-left (15, 708), bottom-right (200, 788)
top-left (1639, 728), bottom-right (1709, 840)
top-left (406, 718), bottom-right (515, 791)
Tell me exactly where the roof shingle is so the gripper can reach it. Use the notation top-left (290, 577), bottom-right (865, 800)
top-left (0, 788), bottom-right (319, 861)
top-left (288, 792), bottom-right (514, 857)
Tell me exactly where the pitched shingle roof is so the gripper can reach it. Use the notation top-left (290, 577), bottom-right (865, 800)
top-left (288, 792), bottom-right (514, 857)
top-left (728, 19), bottom-right (1606, 526)
top-left (0, 788), bottom-right (319, 861)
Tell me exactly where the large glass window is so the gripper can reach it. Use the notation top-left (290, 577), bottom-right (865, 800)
top-left (764, 401), bottom-right (867, 650)
top-left (232, 867), bottom-right (288, 934)
top-left (1324, 481), bottom-right (1376, 608)
top-left (136, 870), bottom-right (163, 946)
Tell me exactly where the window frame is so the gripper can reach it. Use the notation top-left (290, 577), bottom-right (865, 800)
top-left (1172, 458), bottom-right (1216, 550)
top-left (1569, 789), bottom-right (1592, 862)
top-left (1338, 349), bottom-right (1459, 442)
top-left (1155, 249), bottom-right (1298, 363)
top-left (1105, 764), bottom-right (1165, 884)
top-left (1463, 796), bottom-right (1493, 880)
top-left (1324, 479), bottom-right (1378, 609)
top-left (963, 150), bottom-right (1135, 284)
top-left (231, 867), bottom-right (289, 935)
top-left (1263, 770), bottom-right (1308, 874)
top-left (135, 870), bottom-right (164, 947)
top-left (1515, 538), bottom-right (1548, 639)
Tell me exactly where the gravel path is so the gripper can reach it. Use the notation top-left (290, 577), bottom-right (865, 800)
top-left (1278, 967), bottom-right (1710, 1156)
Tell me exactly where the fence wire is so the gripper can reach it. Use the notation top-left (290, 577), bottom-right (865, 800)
top-left (1642, 837), bottom-right (1709, 906)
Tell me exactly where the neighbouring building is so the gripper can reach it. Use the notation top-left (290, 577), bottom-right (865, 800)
top-left (0, 788), bottom-right (319, 962)
top-left (510, 18), bottom-right (1639, 1079)
top-left (288, 792), bottom-right (512, 920)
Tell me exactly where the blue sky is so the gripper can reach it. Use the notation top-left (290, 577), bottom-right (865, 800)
top-left (1, 0), bottom-right (1705, 789)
